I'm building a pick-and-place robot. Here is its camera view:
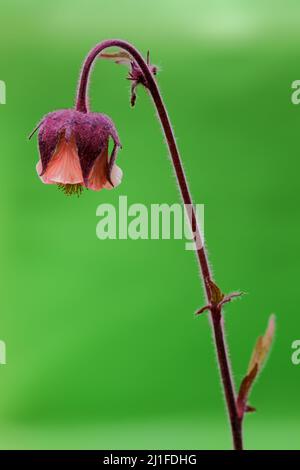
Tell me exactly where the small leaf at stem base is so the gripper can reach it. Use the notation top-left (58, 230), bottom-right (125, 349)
top-left (245, 405), bottom-right (256, 413)
top-left (219, 291), bottom-right (244, 307)
top-left (195, 304), bottom-right (211, 316)
top-left (195, 291), bottom-right (243, 316)
top-left (207, 280), bottom-right (224, 304)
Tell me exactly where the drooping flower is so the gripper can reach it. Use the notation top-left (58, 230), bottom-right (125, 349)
top-left (30, 109), bottom-right (122, 196)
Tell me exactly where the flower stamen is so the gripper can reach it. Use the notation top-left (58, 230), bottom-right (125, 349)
top-left (57, 183), bottom-right (84, 197)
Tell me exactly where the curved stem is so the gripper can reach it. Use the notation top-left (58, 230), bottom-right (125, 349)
top-left (76, 39), bottom-right (243, 450)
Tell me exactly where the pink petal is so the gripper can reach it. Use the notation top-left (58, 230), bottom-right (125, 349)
top-left (37, 135), bottom-right (83, 185)
top-left (86, 147), bottom-right (108, 191)
top-left (86, 146), bottom-right (122, 191)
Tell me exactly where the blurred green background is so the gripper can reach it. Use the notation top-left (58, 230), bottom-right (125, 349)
top-left (0, 0), bottom-right (299, 450)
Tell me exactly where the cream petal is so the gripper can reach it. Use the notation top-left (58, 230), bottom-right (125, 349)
top-left (104, 165), bottom-right (123, 190)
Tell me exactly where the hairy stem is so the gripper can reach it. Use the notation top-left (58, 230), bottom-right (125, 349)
top-left (76, 39), bottom-right (243, 450)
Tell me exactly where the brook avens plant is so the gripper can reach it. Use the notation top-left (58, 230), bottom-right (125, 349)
top-left (30, 39), bottom-right (275, 450)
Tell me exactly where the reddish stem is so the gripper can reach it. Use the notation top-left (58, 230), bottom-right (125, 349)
top-left (76, 39), bottom-right (243, 450)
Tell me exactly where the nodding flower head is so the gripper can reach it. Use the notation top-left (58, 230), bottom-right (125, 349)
top-left (30, 109), bottom-right (122, 196)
